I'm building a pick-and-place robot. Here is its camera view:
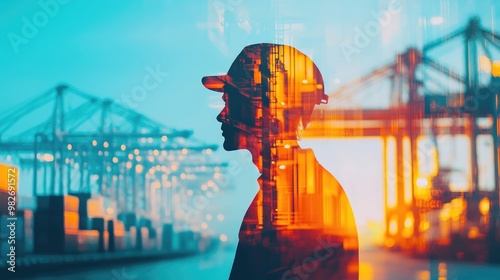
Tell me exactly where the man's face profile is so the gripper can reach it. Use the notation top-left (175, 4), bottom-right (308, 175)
top-left (217, 87), bottom-right (254, 152)
top-left (203, 43), bottom-right (328, 153)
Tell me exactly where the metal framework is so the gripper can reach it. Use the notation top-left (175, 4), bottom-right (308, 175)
top-left (302, 17), bottom-right (500, 261)
top-left (0, 84), bottom-right (224, 228)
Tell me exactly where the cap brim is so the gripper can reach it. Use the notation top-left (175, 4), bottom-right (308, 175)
top-left (202, 75), bottom-right (227, 93)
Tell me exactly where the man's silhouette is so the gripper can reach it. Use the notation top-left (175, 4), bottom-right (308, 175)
top-left (203, 43), bottom-right (358, 279)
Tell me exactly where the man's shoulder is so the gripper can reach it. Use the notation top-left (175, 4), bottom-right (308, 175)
top-left (301, 147), bottom-right (342, 187)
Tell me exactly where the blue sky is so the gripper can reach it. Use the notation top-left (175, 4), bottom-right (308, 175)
top-left (1, 0), bottom-right (500, 241)
top-left (1, 0), bottom-right (499, 142)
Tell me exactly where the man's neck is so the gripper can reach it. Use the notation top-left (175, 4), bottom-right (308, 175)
top-left (248, 141), bottom-right (302, 174)
top-left (249, 148), bottom-right (262, 174)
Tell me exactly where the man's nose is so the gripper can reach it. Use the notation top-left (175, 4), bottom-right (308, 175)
top-left (216, 110), bottom-right (226, 123)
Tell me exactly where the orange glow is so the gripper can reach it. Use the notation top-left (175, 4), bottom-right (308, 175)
top-left (386, 137), bottom-right (397, 208)
top-left (402, 212), bottom-right (414, 238)
top-left (468, 226), bottom-right (481, 239)
top-left (87, 200), bottom-right (101, 218)
top-left (64, 212), bottom-right (79, 229)
top-left (492, 61), bottom-right (500, 77)
top-left (384, 237), bottom-right (395, 248)
top-left (389, 217), bottom-right (398, 236)
top-left (440, 205), bottom-right (451, 221)
top-left (403, 137), bottom-right (412, 204)
top-left (479, 197), bottom-right (490, 216)
top-left (450, 198), bottom-right (465, 219)
top-left (135, 164), bottom-right (143, 173)
top-left (416, 271), bottom-right (430, 280)
top-left (419, 221), bottom-right (430, 232)
top-left (479, 55), bottom-right (492, 73)
top-left (404, 213), bottom-right (413, 228)
top-left (358, 262), bottom-right (374, 280)
top-left (0, 164), bottom-right (17, 194)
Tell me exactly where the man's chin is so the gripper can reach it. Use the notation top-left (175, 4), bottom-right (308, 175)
top-left (222, 140), bottom-right (239, 151)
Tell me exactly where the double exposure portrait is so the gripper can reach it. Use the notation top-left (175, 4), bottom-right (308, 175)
top-left (1, 1), bottom-right (500, 279)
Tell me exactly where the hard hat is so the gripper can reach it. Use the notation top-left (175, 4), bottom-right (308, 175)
top-left (202, 43), bottom-right (328, 138)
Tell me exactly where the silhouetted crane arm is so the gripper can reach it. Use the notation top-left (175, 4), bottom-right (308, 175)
top-left (68, 85), bottom-right (192, 137)
top-left (0, 88), bottom-right (53, 133)
top-left (423, 28), bottom-right (464, 52)
top-left (328, 63), bottom-right (395, 101)
top-left (423, 57), bottom-right (465, 84)
top-left (481, 29), bottom-right (500, 51)
top-left (10, 100), bottom-right (100, 142)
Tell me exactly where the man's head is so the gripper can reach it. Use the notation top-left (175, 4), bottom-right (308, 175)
top-left (202, 43), bottom-right (328, 152)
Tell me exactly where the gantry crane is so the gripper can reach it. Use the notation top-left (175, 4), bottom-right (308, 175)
top-left (0, 84), bottom-right (224, 222)
top-left (302, 17), bottom-right (500, 262)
